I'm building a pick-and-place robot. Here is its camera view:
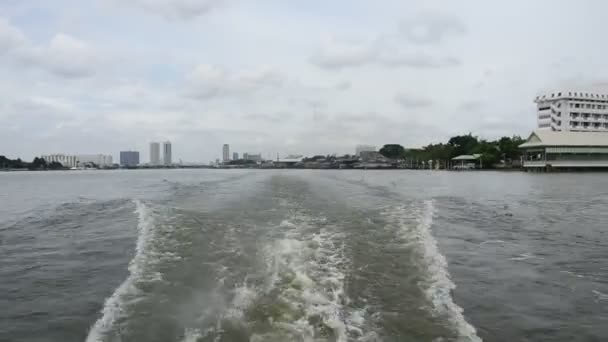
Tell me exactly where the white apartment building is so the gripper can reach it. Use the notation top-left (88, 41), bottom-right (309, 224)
top-left (76, 154), bottom-right (113, 167)
top-left (222, 144), bottom-right (230, 162)
top-left (150, 142), bottom-right (160, 165)
top-left (42, 154), bottom-right (78, 168)
top-left (163, 141), bottom-right (172, 165)
top-left (41, 154), bottom-right (112, 167)
top-left (535, 90), bottom-right (608, 132)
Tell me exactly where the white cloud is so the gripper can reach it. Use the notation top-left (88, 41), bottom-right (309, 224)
top-left (185, 64), bottom-right (286, 100)
top-left (0, 17), bottom-right (26, 54)
top-left (394, 93), bottom-right (434, 108)
top-left (310, 27), bottom-right (462, 70)
top-left (400, 12), bottom-right (467, 45)
top-left (120, 0), bottom-right (226, 20)
top-left (310, 36), bottom-right (377, 69)
top-left (20, 33), bottom-right (99, 78)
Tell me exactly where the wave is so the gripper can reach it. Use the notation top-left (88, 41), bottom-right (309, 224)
top-left (411, 200), bottom-right (481, 342)
top-left (85, 199), bottom-right (161, 342)
top-left (201, 212), bottom-right (365, 342)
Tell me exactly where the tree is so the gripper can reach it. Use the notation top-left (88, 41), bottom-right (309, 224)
top-left (497, 136), bottom-right (525, 161)
top-left (28, 157), bottom-right (47, 170)
top-left (448, 134), bottom-right (479, 158)
top-left (379, 144), bottom-right (406, 159)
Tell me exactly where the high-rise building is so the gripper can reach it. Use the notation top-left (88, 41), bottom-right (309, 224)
top-left (222, 144), bottom-right (230, 162)
top-left (150, 142), bottom-right (160, 165)
top-left (356, 145), bottom-right (376, 156)
top-left (535, 90), bottom-right (608, 132)
top-left (120, 151), bottom-right (140, 167)
top-left (233, 152), bottom-right (239, 160)
top-left (163, 141), bottom-right (172, 165)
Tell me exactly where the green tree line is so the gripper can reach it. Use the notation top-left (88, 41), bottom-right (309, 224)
top-left (0, 156), bottom-right (65, 170)
top-left (379, 134), bottom-right (526, 168)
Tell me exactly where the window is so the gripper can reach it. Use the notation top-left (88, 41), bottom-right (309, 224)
top-left (569, 103), bottom-right (573, 108)
top-left (551, 93), bottom-right (555, 97)
top-left (557, 103), bottom-right (561, 108)
top-left (558, 92), bottom-right (562, 96)
top-left (592, 105), bottom-right (596, 109)
top-left (575, 103), bottom-right (580, 108)
top-left (586, 104), bottom-right (591, 108)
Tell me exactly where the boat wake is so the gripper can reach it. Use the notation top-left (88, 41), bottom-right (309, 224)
top-left (85, 199), bottom-right (168, 342)
top-left (387, 200), bottom-right (481, 342)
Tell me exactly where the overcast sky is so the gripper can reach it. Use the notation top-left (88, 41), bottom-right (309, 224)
top-left (1, 0), bottom-right (608, 162)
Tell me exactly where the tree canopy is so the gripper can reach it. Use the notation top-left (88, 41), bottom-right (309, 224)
top-left (379, 144), bottom-right (406, 159)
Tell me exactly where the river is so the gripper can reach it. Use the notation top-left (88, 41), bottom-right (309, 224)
top-left (1, 170), bottom-right (607, 341)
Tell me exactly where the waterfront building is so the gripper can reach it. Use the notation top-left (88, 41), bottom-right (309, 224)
top-left (233, 152), bottom-right (239, 160)
top-left (41, 154), bottom-right (77, 168)
top-left (150, 142), bottom-right (160, 165)
top-left (163, 141), bottom-right (172, 165)
top-left (120, 151), bottom-right (140, 167)
top-left (519, 130), bottom-right (608, 169)
top-left (223, 144), bottom-right (230, 162)
top-left (535, 90), bottom-right (608, 132)
top-left (76, 154), bottom-right (113, 167)
top-left (356, 145), bottom-right (376, 156)
top-left (243, 153), bottom-right (262, 162)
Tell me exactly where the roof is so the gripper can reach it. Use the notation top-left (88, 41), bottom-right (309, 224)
top-left (452, 154), bottom-right (481, 160)
top-left (519, 130), bottom-right (608, 148)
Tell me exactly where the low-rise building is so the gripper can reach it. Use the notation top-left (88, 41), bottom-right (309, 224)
top-left (519, 130), bottom-right (608, 169)
top-left (41, 154), bottom-right (78, 168)
top-left (77, 154), bottom-right (113, 167)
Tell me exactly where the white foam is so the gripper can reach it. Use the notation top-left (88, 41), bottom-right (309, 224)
top-left (480, 240), bottom-right (505, 245)
top-left (254, 216), bottom-right (356, 341)
top-left (85, 199), bottom-right (160, 342)
top-left (180, 328), bottom-right (202, 342)
top-left (414, 200), bottom-right (481, 342)
top-left (593, 290), bottom-right (608, 301)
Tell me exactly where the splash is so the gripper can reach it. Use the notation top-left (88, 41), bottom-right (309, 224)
top-left (85, 199), bottom-right (161, 342)
top-left (414, 200), bottom-right (481, 342)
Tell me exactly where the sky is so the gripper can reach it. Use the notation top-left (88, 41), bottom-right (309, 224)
top-left (1, 0), bottom-right (608, 163)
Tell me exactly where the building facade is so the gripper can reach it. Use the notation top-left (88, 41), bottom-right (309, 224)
top-left (120, 151), bottom-right (140, 167)
top-left (520, 130), bottom-right (608, 169)
top-left (41, 154), bottom-right (77, 168)
top-left (150, 142), bottom-right (160, 165)
top-left (76, 154), bottom-right (113, 167)
top-left (223, 144), bottom-right (230, 162)
top-left (535, 90), bottom-right (608, 132)
top-left (356, 145), bottom-right (376, 156)
top-left (163, 141), bottom-right (172, 165)
top-left (243, 153), bottom-right (262, 162)
top-left (233, 152), bottom-right (239, 160)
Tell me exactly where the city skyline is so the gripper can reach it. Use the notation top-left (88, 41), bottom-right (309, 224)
top-left (2, 1), bottom-right (608, 162)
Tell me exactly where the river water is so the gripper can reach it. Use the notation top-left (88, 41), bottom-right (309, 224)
top-left (1, 170), bottom-right (607, 341)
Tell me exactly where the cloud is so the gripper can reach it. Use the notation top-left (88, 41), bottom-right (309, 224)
top-left (185, 64), bottom-right (286, 100)
top-left (335, 81), bottom-right (351, 91)
top-left (378, 53), bottom-right (460, 68)
top-left (310, 36), bottom-right (376, 69)
top-left (394, 93), bottom-right (434, 108)
top-left (400, 13), bottom-right (467, 45)
top-left (121, 0), bottom-right (225, 20)
top-left (19, 33), bottom-right (99, 78)
top-left (310, 26), bottom-right (462, 70)
top-left (0, 19), bottom-right (99, 78)
top-left (459, 101), bottom-right (483, 111)
top-left (0, 18), bottom-right (26, 54)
